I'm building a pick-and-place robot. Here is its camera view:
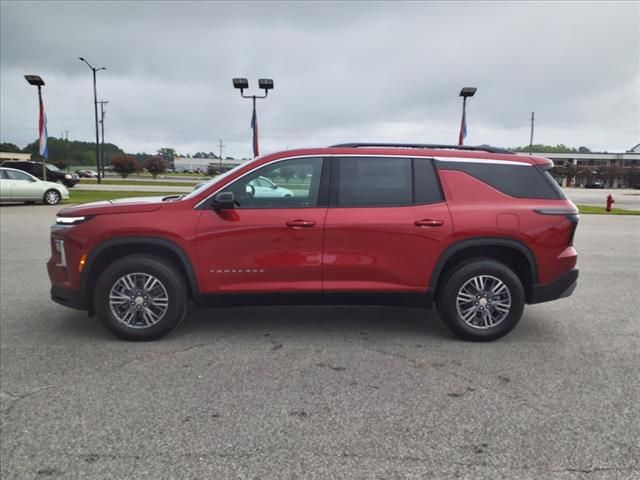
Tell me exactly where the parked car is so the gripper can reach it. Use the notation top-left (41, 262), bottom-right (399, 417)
top-left (48, 143), bottom-right (579, 342)
top-left (0, 167), bottom-right (69, 205)
top-left (0, 160), bottom-right (79, 187)
top-left (245, 176), bottom-right (294, 198)
top-left (584, 181), bottom-right (605, 189)
top-left (75, 169), bottom-right (98, 178)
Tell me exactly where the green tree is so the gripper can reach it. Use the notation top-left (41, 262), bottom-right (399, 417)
top-left (23, 137), bottom-right (124, 166)
top-left (111, 155), bottom-right (141, 178)
top-left (157, 148), bottom-right (177, 169)
top-left (0, 142), bottom-right (22, 153)
top-left (511, 144), bottom-right (591, 154)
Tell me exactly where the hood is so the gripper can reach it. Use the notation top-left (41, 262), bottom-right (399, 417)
top-left (58, 195), bottom-right (166, 217)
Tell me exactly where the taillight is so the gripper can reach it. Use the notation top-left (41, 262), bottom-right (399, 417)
top-left (534, 209), bottom-right (579, 246)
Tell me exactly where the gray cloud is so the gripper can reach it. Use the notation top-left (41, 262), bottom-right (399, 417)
top-left (1, 0), bottom-right (638, 157)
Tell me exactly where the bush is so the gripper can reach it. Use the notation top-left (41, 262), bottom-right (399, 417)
top-left (280, 167), bottom-right (295, 182)
top-left (111, 155), bottom-right (141, 178)
top-left (146, 156), bottom-right (167, 179)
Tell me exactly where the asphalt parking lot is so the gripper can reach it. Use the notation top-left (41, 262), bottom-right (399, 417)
top-left (1, 205), bottom-right (639, 480)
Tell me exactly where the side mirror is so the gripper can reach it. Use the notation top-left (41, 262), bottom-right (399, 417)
top-left (211, 191), bottom-right (235, 209)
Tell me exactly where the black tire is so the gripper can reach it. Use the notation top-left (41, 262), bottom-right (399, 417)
top-left (94, 255), bottom-right (188, 341)
top-left (43, 189), bottom-right (61, 205)
top-left (437, 259), bottom-right (525, 342)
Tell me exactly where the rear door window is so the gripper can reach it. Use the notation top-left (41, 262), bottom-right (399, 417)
top-left (333, 157), bottom-right (412, 207)
top-left (332, 157), bottom-right (443, 207)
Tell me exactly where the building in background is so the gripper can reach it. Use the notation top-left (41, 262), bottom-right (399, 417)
top-left (173, 156), bottom-right (247, 173)
top-left (517, 145), bottom-right (639, 188)
top-left (0, 152), bottom-right (31, 162)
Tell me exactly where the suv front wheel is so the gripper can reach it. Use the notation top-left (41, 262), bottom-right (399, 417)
top-left (94, 255), bottom-right (188, 341)
top-left (437, 259), bottom-right (525, 342)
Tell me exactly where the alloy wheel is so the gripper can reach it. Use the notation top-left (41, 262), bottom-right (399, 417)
top-left (455, 275), bottom-right (512, 330)
top-left (109, 273), bottom-right (169, 329)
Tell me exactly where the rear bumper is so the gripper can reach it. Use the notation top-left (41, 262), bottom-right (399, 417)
top-left (530, 268), bottom-right (578, 304)
top-left (51, 285), bottom-right (86, 310)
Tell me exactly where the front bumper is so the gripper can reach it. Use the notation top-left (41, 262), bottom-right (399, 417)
top-left (51, 285), bottom-right (86, 310)
top-left (530, 268), bottom-right (579, 304)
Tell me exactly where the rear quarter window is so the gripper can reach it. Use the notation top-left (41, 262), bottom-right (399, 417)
top-left (435, 161), bottom-right (564, 200)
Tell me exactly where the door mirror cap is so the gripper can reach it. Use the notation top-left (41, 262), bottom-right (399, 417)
top-left (211, 191), bottom-right (235, 209)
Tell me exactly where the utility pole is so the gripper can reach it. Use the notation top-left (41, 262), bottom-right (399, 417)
top-left (64, 130), bottom-right (69, 165)
top-left (98, 101), bottom-right (109, 177)
top-left (218, 139), bottom-right (225, 169)
top-left (529, 111), bottom-right (535, 155)
top-left (79, 57), bottom-right (106, 183)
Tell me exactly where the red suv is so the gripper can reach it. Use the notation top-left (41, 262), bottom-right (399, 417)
top-left (48, 143), bottom-right (579, 341)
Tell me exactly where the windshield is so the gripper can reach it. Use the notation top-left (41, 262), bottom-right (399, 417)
top-left (46, 163), bottom-right (61, 171)
top-left (182, 163), bottom-right (246, 200)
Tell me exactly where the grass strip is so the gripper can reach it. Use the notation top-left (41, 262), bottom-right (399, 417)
top-left (81, 179), bottom-right (199, 187)
top-left (65, 190), bottom-right (172, 204)
top-left (576, 204), bottom-right (640, 215)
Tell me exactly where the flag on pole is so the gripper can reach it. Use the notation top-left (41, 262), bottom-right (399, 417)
top-left (458, 106), bottom-right (467, 146)
top-left (250, 101), bottom-right (259, 157)
top-left (38, 93), bottom-right (48, 159)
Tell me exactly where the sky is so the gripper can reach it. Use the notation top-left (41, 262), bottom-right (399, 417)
top-left (1, 1), bottom-right (639, 158)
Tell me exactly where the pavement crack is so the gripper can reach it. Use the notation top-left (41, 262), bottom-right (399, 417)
top-left (1, 385), bottom-right (61, 416)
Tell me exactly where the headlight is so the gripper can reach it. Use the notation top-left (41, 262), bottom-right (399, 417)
top-left (56, 216), bottom-right (89, 225)
top-left (64, 174), bottom-right (72, 179)
top-left (53, 239), bottom-right (67, 267)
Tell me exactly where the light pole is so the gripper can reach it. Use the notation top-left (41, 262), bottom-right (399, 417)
top-left (98, 100), bottom-right (109, 177)
top-left (458, 87), bottom-right (477, 146)
top-left (24, 75), bottom-right (47, 181)
top-left (233, 78), bottom-right (274, 157)
top-left (79, 57), bottom-right (106, 183)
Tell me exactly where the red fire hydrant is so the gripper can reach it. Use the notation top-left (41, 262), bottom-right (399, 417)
top-left (606, 194), bottom-right (615, 212)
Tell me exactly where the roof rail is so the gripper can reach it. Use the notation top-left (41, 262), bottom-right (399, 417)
top-left (329, 143), bottom-right (513, 154)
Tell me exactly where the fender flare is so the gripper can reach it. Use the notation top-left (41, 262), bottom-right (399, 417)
top-left (429, 237), bottom-right (538, 290)
top-left (81, 236), bottom-right (199, 305)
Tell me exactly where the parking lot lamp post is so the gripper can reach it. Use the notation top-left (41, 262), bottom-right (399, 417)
top-left (24, 75), bottom-right (47, 181)
top-left (233, 78), bottom-right (274, 157)
top-left (79, 57), bottom-right (106, 184)
top-left (458, 87), bottom-right (477, 145)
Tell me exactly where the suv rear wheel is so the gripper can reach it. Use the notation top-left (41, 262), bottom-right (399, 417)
top-left (437, 259), bottom-right (525, 341)
top-left (94, 255), bottom-right (188, 341)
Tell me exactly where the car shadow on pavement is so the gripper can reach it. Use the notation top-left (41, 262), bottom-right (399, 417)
top-left (55, 305), bottom-right (455, 342)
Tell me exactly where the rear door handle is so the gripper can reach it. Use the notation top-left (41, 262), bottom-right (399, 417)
top-left (415, 219), bottom-right (444, 227)
top-left (286, 219), bottom-right (316, 228)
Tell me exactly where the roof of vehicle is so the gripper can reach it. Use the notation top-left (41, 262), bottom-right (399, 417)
top-left (258, 143), bottom-right (553, 166)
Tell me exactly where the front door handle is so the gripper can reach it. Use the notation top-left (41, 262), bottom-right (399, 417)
top-left (286, 219), bottom-right (316, 228)
top-left (415, 219), bottom-right (444, 227)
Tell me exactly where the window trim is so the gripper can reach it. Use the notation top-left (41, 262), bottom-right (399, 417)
top-left (193, 153), bottom-right (531, 209)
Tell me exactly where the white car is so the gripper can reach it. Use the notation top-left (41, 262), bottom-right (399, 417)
top-left (0, 167), bottom-right (70, 205)
top-left (246, 176), bottom-right (294, 198)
